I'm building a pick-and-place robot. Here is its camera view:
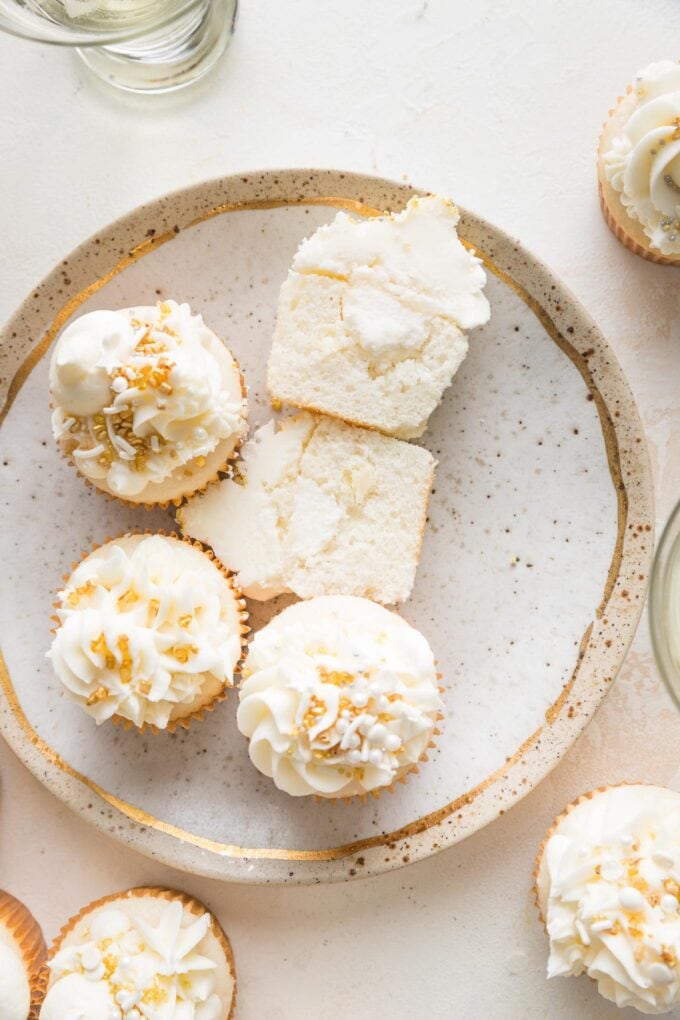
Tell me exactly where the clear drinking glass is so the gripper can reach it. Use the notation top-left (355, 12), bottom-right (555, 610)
top-left (0, 0), bottom-right (237, 93)
top-left (650, 498), bottom-right (680, 711)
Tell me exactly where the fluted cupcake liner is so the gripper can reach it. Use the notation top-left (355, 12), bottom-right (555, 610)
top-left (597, 85), bottom-right (680, 267)
top-left (0, 889), bottom-right (47, 1019)
top-left (53, 364), bottom-right (249, 511)
top-left (50, 529), bottom-right (249, 736)
top-left (42, 886), bottom-right (237, 1019)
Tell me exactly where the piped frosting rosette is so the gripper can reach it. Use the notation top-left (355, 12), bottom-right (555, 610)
top-left (40, 887), bottom-right (236, 1020)
top-left (48, 533), bottom-right (247, 732)
top-left (600, 60), bottom-right (680, 262)
top-left (535, 784), bottom-right (680, 1015)
top-left (237, 595), bottom-right (443, 799)
top-left (49, 300), bottom-right (247, 505)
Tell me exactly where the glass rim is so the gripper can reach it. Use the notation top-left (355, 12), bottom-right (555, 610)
top-left (649, 497), bottom-right (680, 712)
top-left (0, 0), bottom-right (205, 46)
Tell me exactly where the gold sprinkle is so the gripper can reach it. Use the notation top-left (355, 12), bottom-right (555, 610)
top-left (195, 456), bottom-right (206, 467)
top-left (169, 644), bottom-right (199, 664)
top-left (138, 680), bottom-right (152, 695)
top-left (178, 614), bottom-right (193, 628)
top-left (86, 685), bottom-right (109, 705)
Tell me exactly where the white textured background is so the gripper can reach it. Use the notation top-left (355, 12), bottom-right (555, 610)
top-left (1, 2), bottom-right (680, 1017)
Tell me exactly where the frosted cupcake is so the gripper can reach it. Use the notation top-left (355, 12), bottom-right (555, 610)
top-left (0, 890), bottom-right (46, 1020)
top-left (535, 784), bottom-right (680, 1014)
top-left (598, 60), bottom-right (680, 265)
top-left (40, 887), bottom-right (236, 1019)
top-left (237, 595), bottom-right (443, 799)
top-left (48, 533), bottom-right (247, 731)
top-left (49, 300), bottom-right (248, 505)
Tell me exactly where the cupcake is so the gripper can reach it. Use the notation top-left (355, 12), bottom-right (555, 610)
top-left (237, 595), bottom-right (443, 799)
top-left (48, 533), bottom-right (247, 731)
top-left (49, 300), bottom-right (248, 506)
top-left (40, 887), bottom-right (236, 1019)
top-left (267, 194), bottom-right (490, 439)
top-left (535, 784), bottom-right (680, 1014)
top-left (598, 60), bottom-right (680, 265)
top-left (0, 890), bottom-right (46, 1020)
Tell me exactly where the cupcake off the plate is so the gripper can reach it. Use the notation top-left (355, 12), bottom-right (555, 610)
top-left (40, 887), bottom-right (236, 1019)
top-left (598, 60), bottom-right (680, 265)
top-left (0, 890), bottom-right (46, 1020)
top-left (535, 784), bottom-right (680, 1015)
top-left (48, 533), bottom-right (247, 732)
top-left (49, 300), bottom-right (248, 506)
top-left (237, 595), bottom-right (443, 799)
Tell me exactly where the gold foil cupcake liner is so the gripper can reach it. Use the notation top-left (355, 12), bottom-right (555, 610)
top-left (43, 886), bottom-right (237, 1019)
top-left (597, 87), bottom-right (680, 268)
top-left (53, 361), bottom-right (249, 511)
top-left (50, 529), bottom-right (249, 736)
top-left (532, 781), bottom-right (648, 929)
top-left (0, 889), bottom-right (47, 1019)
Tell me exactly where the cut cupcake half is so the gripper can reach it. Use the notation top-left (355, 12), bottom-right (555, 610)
top-left (178, 412), bottom-right (436, 605)
top-left (267, 194), bottom-right (491, 439)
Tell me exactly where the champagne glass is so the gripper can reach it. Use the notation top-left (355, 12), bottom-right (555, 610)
top-left (0, 0), bottom-right (237, 93)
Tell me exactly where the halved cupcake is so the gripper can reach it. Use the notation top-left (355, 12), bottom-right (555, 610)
top-left (40, 887), bottom-right (236, 1019)
top-left (49, 300), bottom-right (248, 506)
top-left (48, 532), bottom-right (247, 732)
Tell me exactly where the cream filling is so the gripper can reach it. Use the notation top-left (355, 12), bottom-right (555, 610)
top-left (237, 595), bottom-right (443, 798)
top-left (50, 301), bottom-right (246, 497)
top-left (48, 535), bottom-right (242, 729)
top-left (291, 194), bottom-right (489, 364)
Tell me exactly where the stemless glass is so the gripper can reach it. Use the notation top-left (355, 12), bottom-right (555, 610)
top-left (650, 498), bottom-right (680, 711)
top-left (0, 0), bottom-right (237, 93)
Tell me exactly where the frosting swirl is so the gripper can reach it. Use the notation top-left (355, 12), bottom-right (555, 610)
top-left (537, 785), bottom-right (680, 1015)
top-left (41, 900), bottom-right (228, 1020)
top-left (48, 535), bottom-right (243, 729)
top-left (603, 61), bottom-right (680, 256)
top-left (0, 942), bottom-right (30, 1020)
top-left (50, 301), bottom-right (247, 498)
top-left (237, 596), bottom-right (443, 798)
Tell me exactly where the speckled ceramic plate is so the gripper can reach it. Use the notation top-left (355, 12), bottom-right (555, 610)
top-left (0, 169), bottom-right (653, 884)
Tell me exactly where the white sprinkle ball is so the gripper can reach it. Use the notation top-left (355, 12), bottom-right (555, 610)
top-left (347, 733), bottom-right (360, 750)
top-left (368, 749), bottom-right (383, 765)
top-left (385, 734), bottom-right (401, 751)
top-left (648, 963), bottom-right (674, 986)
top-left (619, 886), bottom-right (645, 911)
top-left (352, 691), bottom-right (368, 709)
top-left (111, 376), bottom-right (127, 393)
top-left (335, 718), bottom-right (348, 734)
top-left (367, 723), bottom-right (387, 744)
top-left (347, 749), bottom-right (362, 764)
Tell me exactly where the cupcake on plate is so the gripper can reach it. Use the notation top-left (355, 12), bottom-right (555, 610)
top-left (48, 533), bottom-right (247, 732)
top-left (40, 887), bottom-right (236, 1019)
top-left (535, 784), bottom-right (680, 1014)
top-left (598, 60), bottom-right (680, 265)
top-left (0, 890), bottom-right (46, 1020)
top-left (237, 595), bottom-right (443, 799)
top-left (49, 300), bottom-right (248, 506)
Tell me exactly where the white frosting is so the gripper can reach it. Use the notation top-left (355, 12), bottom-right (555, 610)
top-left (0, 942), bottom-right (30, 1020)
top-left (48, 535), bottom-right (243, 729)
top-left (537, 785), bottom-right (680, 1014)
top-left (603, 61), bottom-right (680, 255)
top-left (291, 195), bottom-right (489, 363)
top-left (237, 596), bottom-right (443, 797)
top-left (50, 301), bottom-right (246, 497)
top-left (43, 900), bottom-right (227, 1020)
